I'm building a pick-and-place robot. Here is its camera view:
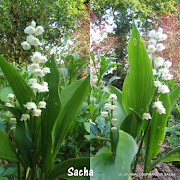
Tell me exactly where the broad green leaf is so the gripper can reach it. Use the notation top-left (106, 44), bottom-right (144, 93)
top-left (0, 130), bottom-right (18, 161)
top-left (115, 130), bottom-right (138, 179)
top-left (45, 158), bottom-right (90, 180)
top-left (0, 87), bottom-right (14, 102)
top-left (90, 152), bottom-right (120, 180)
top-left (91, 131), bottom-right (137, 180)
top-left (60, 68), bottom-right (68, 86)
top-left (0, 55), bottom-right (35, 111)
top-left (107, 77), bottom-right (121, 85)
top-left (162, 154), bottom-right (180, 162)
top-left (149, 146), bottom-right (180, 172)
top-left (52, 75), bottom-right (90, 159)
top-left (120, 111), bottom-right (142, 139)
top-left (107, 86), bottom-right (127, 154)
top-left (14, 122), bottom-right (33, 167)
top-left (169, 86), bottom-right (180, 110)
top-left (84, 122), bottom-right (90, 133)
top-left (144, 93), bottom-right (171, 172)
top-left (0, 166), bottom-right (4, 174)
top-left (41, 55), bottom-right (62, 173)
top-left (122, 24), bottom-right (154, 115)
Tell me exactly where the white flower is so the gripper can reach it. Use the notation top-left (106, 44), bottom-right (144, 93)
top-left (148, 30), bottom-right (156, 38)
top-left (34, 69), bottom-right (44, 77)
top-left (37, 82), bottom-right (49, 93)
top-left (104, 103), bottom-right (111, 109)
top-left (153, 101), bottom-right (166, 114)
top-left (20, 114), bottom-right (30, 121)
top-left (24, 26), bottom-right (35, 34)
top-left (110, 105), bottom-right (118, 111)
top-left (30, 83), bottom-right (41, 91)
top-left (156, 43), bottom-right (165, 52)
top-left (158, 68), bottom-right (169, 77)
top-left (143, 113), bottom-right (152, 120)
top-left (163, 60), bottom-right (172, 68)
top-left (148, 39), bottom-right (157, 46)
top-left (155, 32), bottom-right (163, 40)
top-left (8, 93), bottom-right (15, 100)
top-left (147, 45), bottom-right (156, 53)
top-left (24, 102), bottom-right (37, 110)
top-left (111, 118), bottom-right (118, 125)
top-left (38, 101), bottom-right (46, 108)
top-left (111, 127), bottom-right (117, 132)
top-left (159, 34), bottom-right (167, 41)
top-left (31, 20), bottom-right (36, 27)
top-left (154, 81), bottom-right (162, 88)
top-left (5, 103), bottom-right (14, 107)
top-left (31, 52), bottom-right (42, 63)
top-left (162, 73), bottom-right (173, 81)
top-left (109, 94), bottom-right (117, 101)
top-left (40, 56), bottom-right (48, 63)
top-left (154, 57), bottom-right (165, 67)
top-left (11, 127), bottom-right (16, 130)
top-left (21, 41), bottom-right (31, 50)
top-left (10, 118), bottom-right (17, 123)
top-left (156, 106), bottom-right (166, 114)
top-left (28, 63), bottom-right (40, 73)
top-left (43, 67), bottom-right (51, 74)
top-left (158, 85), bottom-right (170, 94)
top-left (157, 27), bottom-right (163, 34)
top-left (32, 109), bottom-right (42, 117)
top-left (35, 26), bottom-right (44, 36)
top-left (27, 35), bottom-right (41, 46)
top-left (101, 111), bottom-right (108, 117)
top-left (152, 69), bottom-right (158, 76)
top-left (28, 78), bottom-right (37, 85)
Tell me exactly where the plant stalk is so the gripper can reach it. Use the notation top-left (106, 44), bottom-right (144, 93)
top-left (133, 120), bottom-right (151, 173)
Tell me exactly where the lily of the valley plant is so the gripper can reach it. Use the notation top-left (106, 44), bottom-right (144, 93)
top-left (0, 21), bottom-right (90, 180)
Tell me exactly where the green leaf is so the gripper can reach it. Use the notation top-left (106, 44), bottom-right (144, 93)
top-left (90, 152), bottom-right (120, 180)
top-left (14, 122), bottom-right (33, 167)
top-left (84, 122), bottom-right (90, 133)
top-left (60, 68), bottom-right (68, 86)
top-left (115, 130), bottom-right (138, 179)
top-left (144, 93), bottom-right (171, 172)
top-left (107, 77), bottom-right (121, 85)
top-left (0, 119), bottom-right (5, 131)
top-left (122, 24), bottom-right (154, 115)
top-left (2, 167), bottom-right (17, 177)
top-left (0, 166), bottom-right (4, 175)
top-left (91, 131), bottom-right (137, 180)
top-left (52, 75), bottom-right (90, 159)
top-left (0, 87), bottom-right (14, 102)
top-left (0, 130), bottom-right (18, 161)
top-left (41, 55), bottom-right (62, 173)
top-left (45, 158), bottom-right (90, 180)
top-left (0, 55), bottom-right (35, 111)
top-left (169, 86), bottom-right (180, 110)
top-left (120, 111), bottom-right (142, 139)
top-left (148, 146), bottom-right (180, 172)
top-left (107, 86), bottom-right (127, 154)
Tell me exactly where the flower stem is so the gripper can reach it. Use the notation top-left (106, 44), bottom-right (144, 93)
top-left (133, 119), bottom-right (151, 173)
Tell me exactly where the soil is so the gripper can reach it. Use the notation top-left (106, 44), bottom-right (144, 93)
top-left (134, 161), bottom-right (180, 180)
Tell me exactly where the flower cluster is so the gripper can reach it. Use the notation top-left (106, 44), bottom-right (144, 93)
top-left (147, 27), bottom-right (172, 115)
top-left (20, 21), bottom-right (50, 121)
top-left (147, 27), bottom-right (167, 54)
top-left (100, 93), bottom-right (118, 132)
top-left (21, 101), bottom-right (47, 120)
top-left (21, 20), bottom-right (44, 50)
